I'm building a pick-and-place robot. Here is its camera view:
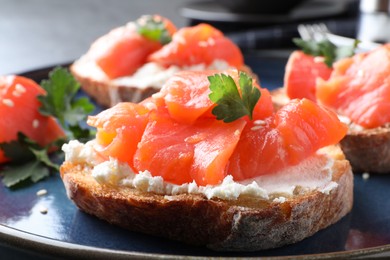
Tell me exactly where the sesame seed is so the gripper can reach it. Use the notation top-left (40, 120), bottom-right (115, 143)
top-left (2, 99), bottom-right (14, 107)
top-left (12, 84), bottom-right (27, 97)
top-left (254, 120), bottom-right (266, 126)
top-left (207, 38), bottom-right (216, 46)
top-left (36, 189), bottom-right (47, 196)
top-left (12, 90), bottom-right (21, 97)
top-left (39, 206), bottom-right (48, 214)
top-left (362, 172), bottom-right (370, 180)
top-left (15, 83), bottom-right (26, 93)
top-left (32, 119), bottom-right (40, 129)
top-left (314, 56), bottom-right (325, 63)
top-left (251, 126), bottom-right (263, 131)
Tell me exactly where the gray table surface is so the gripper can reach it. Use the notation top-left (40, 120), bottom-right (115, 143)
top-left (0, 0), bottom-right (193, 75)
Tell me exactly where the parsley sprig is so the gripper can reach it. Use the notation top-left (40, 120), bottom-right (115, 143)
top-left (38, 67), bottom-right (95, 141)
top-left (0, 67), bottom-right (95, 188)
top-left (208, 72), bottom-right (260, 123)
top-left (293, 38), bottom-right (359, 67)
top-left (136, 15), bottom-right (172, 45)
top-left (0, 133), bottom-right (60, 187)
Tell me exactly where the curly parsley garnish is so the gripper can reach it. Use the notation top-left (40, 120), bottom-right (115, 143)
top-left (136, 15), bottom-right (172, 45)
top-left (208, 72), bottom-right (260, 123)
top-left (0, 67), bottom-right (95, 188)
top-left (293, 38), bottom-right (359, 67)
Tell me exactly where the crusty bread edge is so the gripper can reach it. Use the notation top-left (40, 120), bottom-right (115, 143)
top-left (340, 128), bottom-right (390, 173)
top-left (60, 145), bottom-right (353, 251)
top-left (70, 62), bottom-right (159, 108)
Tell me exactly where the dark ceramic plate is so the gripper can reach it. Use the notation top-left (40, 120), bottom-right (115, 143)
top-left (1, 53), bottom-right (390, 259)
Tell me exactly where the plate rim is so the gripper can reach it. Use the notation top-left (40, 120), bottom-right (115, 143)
top-left (1, 223), bottom-right (390, 259)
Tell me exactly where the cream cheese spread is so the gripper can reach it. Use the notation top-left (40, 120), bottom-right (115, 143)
top-left (112, 60), bottom-right (232, 89)
top-left (62, 140), bottom-right (338, 201)
top-left (75, 58), bottom-right (232, 89)
top-left (338, 115), bottom-right (365, 131)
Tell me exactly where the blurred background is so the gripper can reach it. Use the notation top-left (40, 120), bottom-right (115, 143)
top-left (0, 0), bottom-right (387, 75)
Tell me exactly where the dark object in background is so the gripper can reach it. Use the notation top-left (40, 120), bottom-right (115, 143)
top-left (181, 0), bottom-right (360, 50)
top-left (214, 0), bottom-right (305, 14)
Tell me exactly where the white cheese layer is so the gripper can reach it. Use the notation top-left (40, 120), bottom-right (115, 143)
top-left (113, 60), bottom-right (232, 89)
top-left (62, 140), bottom-right (338, 201)
top-left (75, 58), bottom-right (232, 89)
top-left (338, 115), bottom-right (365, 131)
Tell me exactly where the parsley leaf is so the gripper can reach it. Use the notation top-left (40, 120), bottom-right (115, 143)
top-left (38, 67), bottom-right (95, 140)
top-left (0, 133), bottom-right (59, 187)
top-left (0, 67), bottom-right (95, 188)
top-left (293, 38), bottom-right (359, 67)
top-left (1, 161), bottom-right (50, 188)
top-left (208, 72), bottom-right (261, 123)
top-left (136, 15), bottom-right (172, 45)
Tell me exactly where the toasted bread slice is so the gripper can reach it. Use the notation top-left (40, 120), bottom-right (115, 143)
top-left (70, 58), bottom-right (159, 107)
top-left (340, 127), bottom-right (390, 173)
top-left (271, 87), bottom-right (390, 174)
top-left (60, 145), bottom-right (353, 251)
top-left (70, 58), bottom-right (257, 108)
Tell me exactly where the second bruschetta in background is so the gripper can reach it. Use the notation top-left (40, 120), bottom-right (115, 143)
top-left (274, 41), bottom-right (390, 174)
top-left (71, 15), bottom-right (253, 107)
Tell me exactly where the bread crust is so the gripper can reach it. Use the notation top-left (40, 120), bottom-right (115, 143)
top-left (340, 127), bottom-right (390, 173)
top-left (70, 59), bottom-right (257, 108)
top-left (60, 146), bottom-right (353, 251)
top-left (70, 62), bottom-right (160, 108)
top-left (271, 87), bottom-right (390, 174)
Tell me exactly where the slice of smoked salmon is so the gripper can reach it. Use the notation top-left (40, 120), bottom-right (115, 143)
top-left (148, 23), bottom-right (244, 68)
top-left (89, 15), bottom-right (177, 79)
top-left (158, 70), bottom-right (274, 125)
top-left (87, 102), bottom-right (150, 169)
top-left (316, 44), bottom-right (390, 128)
top-left (0, 76), bottom-right (65, 163)
top-left (133, 108), bottom-right (246, 185)
top-left (284, 50), bottom-right (333, 101)
top-left (252, 84), bottom-right (274, 121)
top-left (228, 98), bottom-right (347, 181)
top-left (158, 70), bottom-right (217, 124)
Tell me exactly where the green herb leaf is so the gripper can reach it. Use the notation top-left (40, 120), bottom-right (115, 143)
top-left (293, 38), bottom-right (359, 68)
top-left (136, 15), bottom-right (171, 45)
top-left (0, 66), bottom-right (95, 188)
top-left (30, 147), bottom-right (60, 171)
top-left (38, 67), bottom-right (95, 140)
top-left (1, 161), bottom-right (50, 188)
top-left (208, 72), bottom-right (261, 123)
top-left (64, 97), bottom-right (95, 126)
top-left (0, 134), bottom-right (35, 163)
top-left (0, 133), bottom-right (58, 187)
top-left (68, 124), bottom-right (96, 142)
top-left (38, 67), bottom-right (80, 125)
